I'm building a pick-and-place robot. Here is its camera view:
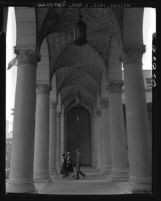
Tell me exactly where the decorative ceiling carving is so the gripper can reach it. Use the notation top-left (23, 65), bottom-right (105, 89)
top-left (35, 8), bottom-right (123, 110)
top-left (64, 97), bottom-right (94, 116)
top-left (57, 68), bottom-right (98, 94)
top-left (61, 86), bottom-right (95, 106)
top-left (53, 43), bottom-right (107, 74)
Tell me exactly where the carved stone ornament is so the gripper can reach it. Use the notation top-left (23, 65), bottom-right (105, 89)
top-left (56, 111), bottom-right (62, 118)
top-left (101, 98), bottom-right (109, 108)
top-left (14, 47), bottom-right (41, 66)
top-left (120, 44), bottom-right (146, 66)
top-left (36, 84), bottom-right (49, 94)
top-left (95, 110), bottom-right (102, 117)
top-left (109, 80), bottom-right (123, 93)
top-left (50, 100), bottom-right (57, 109)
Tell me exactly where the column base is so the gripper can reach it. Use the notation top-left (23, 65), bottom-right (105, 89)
top-left (92, 161), bottom-right (98, 168)
top-left (110, 168), bottom-right (129, 182)
top-left (129, 176), bottom-right (152, 194)
top-left (101, 166), bottom-right (112, 175)
top-left (49, 169), bottom-right (58, 179)
top-left (56, 166), bottom-right (61, 174)
top-left (34, 170), bottom-right (51, 183)
top-left (97, 167), bottom-right (103, 174)
top-left (6, 178), bottom-right (36, 193)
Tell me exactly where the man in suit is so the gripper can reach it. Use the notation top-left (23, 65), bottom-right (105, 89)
top-left (75, 149), bottom-right (86, 179)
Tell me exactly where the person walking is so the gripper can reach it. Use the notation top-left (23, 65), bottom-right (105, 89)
top-left (75, 149), bottom-right (86, 179)
top-left (67, 152), bottom-right (75, 177)
top-left (61, 153), bottom-right (68, 178)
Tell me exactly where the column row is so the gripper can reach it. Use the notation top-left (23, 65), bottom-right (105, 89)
top-left (6, 48), bottom-right (62, 192)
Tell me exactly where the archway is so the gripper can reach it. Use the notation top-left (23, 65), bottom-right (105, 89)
top-left (66, 106), bottom-right (92, 166)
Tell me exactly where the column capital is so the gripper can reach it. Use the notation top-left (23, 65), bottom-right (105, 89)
top-left (120, 44), bottom-right (146, 66)
top-left (50, 100), bottom-right (57, 109)
top-left (56, 111), bottom-right (62, 118)
top-left (101, 98), bottom-right (109, 108)
top-left (36, 84), bottom-right (49, 94)
top-left (95, 110), bottom-right (102, 117)
top-left (108, 80), bottom-right (124, 93)
top-left (14, 46), bottom-right (40, 66)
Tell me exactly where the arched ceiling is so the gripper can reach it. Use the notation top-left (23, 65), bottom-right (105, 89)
top-left (57, 68), bottom-right (98, 95)
top-left (61, 85), bottom-right (95, 105)
top-left (64, 98), bottom-right (94, 117)
top-left (35, 8), bottom-right (123, 110)
top-left (53, 43), bottom-right (107, 75)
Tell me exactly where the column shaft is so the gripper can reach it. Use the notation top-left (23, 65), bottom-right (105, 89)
top-left (61, 114), bottom-right (64, 156)
top-left (101, 100), bottom-right (112, 175)
top-left (34, 84), bottom-right (50, 182)
top-left (121, 44), bottom-right (152, 192)
top-left (49, 100), bottom-right (57, 178)
top-left (92, 116), bottom-right (98, 168)
top-left (7, 48), bottom-right (38, 193)
top-left (96, 111), bottom-right (103, 171)
top-left (56, 112), bottom-right (61, 171)
top-left (93, 116), bottom-right (98, 168)
top-left (109, 81), bottom-right (128, 181)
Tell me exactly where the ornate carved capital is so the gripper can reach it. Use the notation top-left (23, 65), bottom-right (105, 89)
top-left (14, 47), bottom-right (40, 66)
top-left (56, 111), bottom-right (62, 118)
top-left (120, 44), bottom-right (146, 66)
top-left (36, 84), bottom-right (49, 94)
top-left (50, 101), bottom-right (57, 109)
top-left (95, 110), bottom-right (102, 117)
top-left (109, 80), bottom-right (124, 93)
top-left (101, 98), bottom-right (109, 108)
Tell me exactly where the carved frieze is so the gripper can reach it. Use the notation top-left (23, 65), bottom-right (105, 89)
top-left (108, 80), bottom-right (123, 93)
top-left (50, 101), bottom-right (57, 109)
top-left (120, 44), bottom-right (146, 66)
top-left (14, 47), bottom-right (40, 66)
top-left (36, 84), bottom-right (49, 94)
top-left (101, 98), bottom-right (109, 108)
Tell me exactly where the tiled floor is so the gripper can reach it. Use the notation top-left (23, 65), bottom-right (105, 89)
top-left (34, 172), bottom-right (131, 195)
top-left (6, 168), bottom-right (133, 195)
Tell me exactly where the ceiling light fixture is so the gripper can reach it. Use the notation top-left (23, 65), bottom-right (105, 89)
top-left (75, 66), bottom-right (82, 105)
top-left (74, 9), bottom-right (87, 46)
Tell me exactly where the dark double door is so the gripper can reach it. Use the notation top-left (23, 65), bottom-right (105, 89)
top-left (66, 106), bottom-right (92, 166)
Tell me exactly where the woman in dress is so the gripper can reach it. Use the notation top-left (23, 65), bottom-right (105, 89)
top-left (66, 152), bottom-right (75, 177)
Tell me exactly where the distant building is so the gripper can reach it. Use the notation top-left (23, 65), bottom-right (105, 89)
top-left (122, 69), bottom-right (152, 103)
top-left (6, 120), bottom-right (13, 139)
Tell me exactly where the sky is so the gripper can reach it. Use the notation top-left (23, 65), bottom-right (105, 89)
top-left (6, 7), bottom-right (156, 124)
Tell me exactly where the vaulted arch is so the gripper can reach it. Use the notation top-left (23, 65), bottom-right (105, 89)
top-left (53, 43), bottom-right (107, 76)
top-left (57, 69), bottom-right (98, 96)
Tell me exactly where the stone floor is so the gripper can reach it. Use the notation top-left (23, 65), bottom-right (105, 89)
top-left (34, 168), bottom-right (132, 195)
top-left (5, 168), bottom-right (152, 195)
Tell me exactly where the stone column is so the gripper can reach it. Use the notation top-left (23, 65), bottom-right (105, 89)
top-left (33, 84), bottom-right (50, 182)
top-left (92, 115), bottom-right (98, 168)
top-left (120, 44), bottom-right (152, 192)
top-left (61, 113), bottom-right (64, 156)
top-left (56, 111), bottom-right (62, 172)
top-left (49, 100), bottom-right (57, 179)
top-left (7, 48), bottom-right (39, 193)
top-left (101, 99), bottom-right (112, 175)
top-left (108, 80), bottom-right (128, 181)
top-left (96, 110), bottom-right (103, 171)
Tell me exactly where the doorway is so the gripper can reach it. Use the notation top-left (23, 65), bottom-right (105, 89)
top-left (66, 106), bottom-right (92, 166)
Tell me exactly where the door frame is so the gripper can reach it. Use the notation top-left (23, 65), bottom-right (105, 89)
top-left (64, 103), bottom-right (94, 167)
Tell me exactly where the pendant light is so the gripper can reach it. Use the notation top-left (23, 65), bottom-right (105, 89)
top-left (75, 66), bottom-right (82, 105)
top-left (74, 9), bottom-right (87, 46)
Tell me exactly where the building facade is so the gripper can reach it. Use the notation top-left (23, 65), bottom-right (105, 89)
top-left (4, 7), bottom-right (152, 193)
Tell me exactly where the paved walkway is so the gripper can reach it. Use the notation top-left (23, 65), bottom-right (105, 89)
top-left (34, 170), bottom-right (132, 195)
top-left (6, 168), bottom-right (133, 195)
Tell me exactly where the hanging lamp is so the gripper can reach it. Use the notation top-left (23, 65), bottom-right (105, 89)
top-left (74, 11), bottom-right (87, 46)
top-left (75, 66), bottom-right (82, 105)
